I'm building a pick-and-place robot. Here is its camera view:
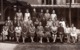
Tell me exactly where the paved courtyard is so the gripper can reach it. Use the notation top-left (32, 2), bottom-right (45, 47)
top-left (0, 42), bottom-right (80, 50)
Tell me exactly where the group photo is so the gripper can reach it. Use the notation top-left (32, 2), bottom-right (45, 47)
top-left (1, 8), bottom-right (80, 44)
top-left (0, 0), bottom-right (80, 50)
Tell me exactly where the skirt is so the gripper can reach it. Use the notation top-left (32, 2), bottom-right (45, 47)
top-left (29, 32), bottom-right (35, 37)
top-left (52, 31), bottom-right (57, 35)
top-left (37, 31), bottom-right (44, 37)
top-left (9, 32), bottom-right (14, 37)
top-left (3, 32), bottom-right (8, 36)
top-left (71, 33), bottom-right (77, 39)
top-left (22, 32), bottom-right (27, 38)
top-left (15, 33), bottom-right (21, 37)
top-left (44, 32), bottom-right (51, 37)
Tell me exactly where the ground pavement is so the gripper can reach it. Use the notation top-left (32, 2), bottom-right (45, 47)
top-left (0, 42), bottom-right (80, 50)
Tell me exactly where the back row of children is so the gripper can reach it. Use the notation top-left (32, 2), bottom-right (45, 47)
top-left (1, 8), bottom-right (80, 43)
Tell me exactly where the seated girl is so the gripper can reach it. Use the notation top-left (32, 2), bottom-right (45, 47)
top-left (15, 23), bottom-right (22, 43)
top-left (51, 23), bottom-right (57, 43)
top-left (36, 22), bottom-right (44, 43)
top-left (70, 24), bottom-right (77, 43)
top-left (29, 23), bottom-right (36, 42)
top-left (44, 24), bottom-right (51, 42)
top-left (1, 23), bottom-right (9, 41)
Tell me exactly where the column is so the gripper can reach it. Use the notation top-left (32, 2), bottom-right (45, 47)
top-left (69, 0), bottom-right (72, 27)
top-left (38, 0), bottom-right (42, 5)
top-left (44, 0), bottom-right (46, 5)
top-left (56, 0), bottom-right (61, 5)
top-left (51, 0), bottom-right (54, 5)
top-left (75, 0), bottom-right (77, 3)
top-left (1, 0), bottom-right (4, 21)
top-left (62, 0), bottom-right (66, 4)
top-left (72, 0), bottom-right (75, 4)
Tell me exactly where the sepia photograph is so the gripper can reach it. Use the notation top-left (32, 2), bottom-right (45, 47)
top-left (0, 0), bottom-right (80, 50)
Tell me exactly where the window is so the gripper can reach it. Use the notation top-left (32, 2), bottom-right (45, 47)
top-left (56, 0), bottom-right (66, 5)
top-left (66, 0), bottom-right (80, 4)
top-left (42, 0), bottom-right (51, 5)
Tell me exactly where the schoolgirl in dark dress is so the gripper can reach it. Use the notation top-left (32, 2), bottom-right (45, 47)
top-left (29, 23), bottom-right (36, 42)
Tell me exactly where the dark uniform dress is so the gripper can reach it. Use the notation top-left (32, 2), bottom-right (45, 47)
top-left (13, 21), bottom-right (17, 27)
top-left (36, 26), bottom-right (44, 37)
top-left (44, 26), bottom-right (51, 37)
top-left (57, 26), bottom-right (64, 36)
top-left (32, 12), bottom-right (37, 22)
top-left (8, 25), bottom-right (14, 38)
top-left (39, 12), bottom-right (44, 21)
top-left (29, 26), bottom-right (35, 37)
top-left (34, 21), bottom-right (40, 28)
top-left (6, 20), bottom-right (13, 40)
top-left (22, 25), bottom-right (28, 38)
top-left (6, 20), bottom-right (12, 27)
top-left (6, 20), bottom-right (13, 32)
top-left (41, 18), bottom-right (47, 27)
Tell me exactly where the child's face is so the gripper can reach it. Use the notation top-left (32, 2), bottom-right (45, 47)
top-left (33, 9), bottom-right (36, 12)
top-left (18, 9), bottom-right (21, 12)
top-left (52, 10), bottom-right (55, 14)
top-left (26, 9), bottom-right (29, 13)
top-left (53, 24), bottom-right (56, 26)
top-left (46, 10), bottom-right (49, 13)
top-left (49, 19), bottom-right (52, 21)
top-left (36, 19), bottom-right (38, 21)
top-left (41, 9), bottom-right (43, 13)
top-left (8, 17), bottom-right (10, 20)
top-left (28, 17), bottom-right (31, 20)
top-left (66, 26), bottom-right (69, 28)
top-left (72, 24), bottom-right (74, 27)
top-left (31, 24), bottom-right (33, 26)
top-left (39, 22), bottom-right (42, 26)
